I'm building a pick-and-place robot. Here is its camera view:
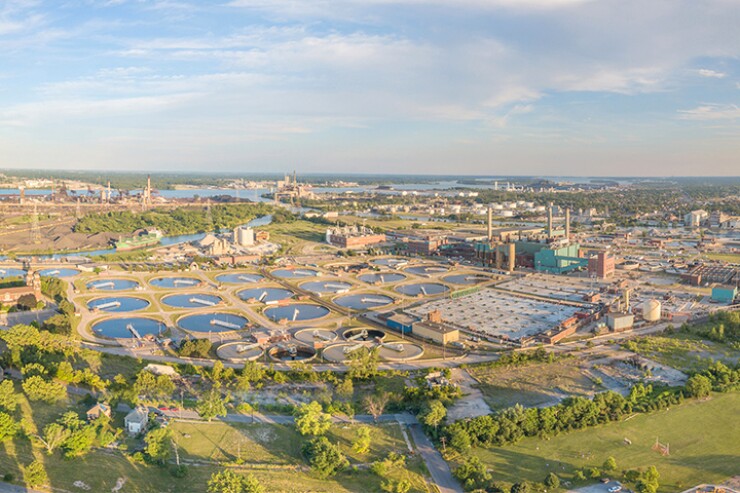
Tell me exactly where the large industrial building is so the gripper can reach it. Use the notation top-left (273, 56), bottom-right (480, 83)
top-left (325, 225), bottom-right (386, 249)
top-left (588, 251), bottom-right (616, 279)
top-left (0, 270), bottom-right (42, 305)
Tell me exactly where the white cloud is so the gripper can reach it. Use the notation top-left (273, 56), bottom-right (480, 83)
top-left (678, 104), bottom-right (740, 121)
top-left (696, 68), bottom-right (727, 78)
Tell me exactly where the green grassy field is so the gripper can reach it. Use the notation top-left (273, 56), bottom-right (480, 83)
top-left (462, 392), bottom-right (740, 492)
top-left (0, 384), bottom-right (431, 493)
top-left (627, 335), bottom-right (739, 372)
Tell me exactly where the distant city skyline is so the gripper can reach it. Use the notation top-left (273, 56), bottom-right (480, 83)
top-left (1, 0), bottom-right (738, 176)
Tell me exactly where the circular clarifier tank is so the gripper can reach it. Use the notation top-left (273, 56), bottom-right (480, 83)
top-left (405, 265), bottom-right (449, 276)
top-left (217, 342), bottom-right (263, 362)
top-left (358, 272), bottom-right (406, 284)
top-left (294, 328), bottom-right (338, 345)
top-left (272, 267), bottom-right (319, 279)
top-left (238, 287), bottom-right (294, 303)
top-left (343, 327), bottom-right (387, 342)
top-left (87, 296), bottom-right (149, 313)
top-left (334, 293), bottom-right (394, 310)
top-left (0, 268), bottom-right (26, 279)
top-left (150, 276), bottom-right (202, 289)
top-left (264, 304), bottom-right (330, 322)
top-left (215, 273), bottom-right (264, 284)
top-left (162, 293), bottom-right (224, 308)
top-left (86, 278), bottom-right (140, 291)
top-left (301, 280), bottom-right (352, 294)
top-left (92, 317), bottom-right (165, 339)
top-left (38, 268), bottom-right (79, 278)
top-left (377, 342), bottom-right (424, 361)
top-left (268, 344), bottom-right (317, 362)
top-left (322, 342), bottom-right (372, 363)
top-left (395, 282), bottom-right (449, 296)
top-left (372, 258), bottom-right (408, 268)
top-left (178, 313), bottom-right (248, 333)
top-left (442, 274), bottom-right (490, 285)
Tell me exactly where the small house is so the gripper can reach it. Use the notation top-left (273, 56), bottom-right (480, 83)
top-left (86, 403), bottom-right (112, 421)
top-left (124, 407), bottom-right (149, 435)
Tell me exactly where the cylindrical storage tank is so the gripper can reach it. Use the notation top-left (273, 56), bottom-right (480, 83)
top-left (643, 299), bottom-right (661, 322)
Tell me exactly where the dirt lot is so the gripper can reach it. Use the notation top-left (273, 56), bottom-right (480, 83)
top-left (468, 359), bottom-right (601, 410)
top-left (0, 218), bottom-right (116, 253)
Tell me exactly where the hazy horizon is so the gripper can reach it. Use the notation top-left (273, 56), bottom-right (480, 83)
top-left (1, 1), bottom-right (738, 175)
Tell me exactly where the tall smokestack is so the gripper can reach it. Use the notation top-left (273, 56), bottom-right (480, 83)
top-left (507, 242), bottom-right (516, 272)
top-left (487, 206), bottom-right (493, 241)
top-left (547, 202), bottom-right (553, 239)
top-left (565, 208), bottom-right (571, 240)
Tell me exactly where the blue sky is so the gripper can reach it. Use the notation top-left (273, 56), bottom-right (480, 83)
top-left (0, 0), bottom-right (738, 176)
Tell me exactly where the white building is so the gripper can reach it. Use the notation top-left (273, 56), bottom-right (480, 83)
top-left (234, 226), bottom-right (255, 246)
top-left (684, 210), bottom-right (708, 228)
top-left (124, 407), bottom-right (149, 435)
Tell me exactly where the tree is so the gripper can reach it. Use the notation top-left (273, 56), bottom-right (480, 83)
top-left (0, 412), bottom-right (19, 442)
top-left (155, 375), bottom-right (176, 398)
top-left (294, 401), bottom-right (332, 436)
top-left (207, 470), bottom-right (265, 493)
top-left (363, 392), bottom-right (390, 422)
top-left (0, 380), bottom-right (19, 412)
top-left (335, 377), bottom-right (354, 401)
top-left (17, 294), bottom-right (37, 311)
top-left (347, 347), bottom-right (380, 380)
top-left (36, 423), bottom-right (70, 454)
top-left (178, 338), bottom-right (212, 358)
top-left (685, 374), bottom-right (712, 398)
top-left (42, 313), bottom-right (72, 336)
top-left (511, 481), bottom-right (533, 493)
top-left (636, 466), bottom-right (660, 493)
top-left (352, 426), bottom-right (372, 454)
top-left (22, 376), bottom-right (66, 403)
top-left (23, 461), bottom-right (48, 488)
top-left (302, 437), bottom-right (349, 478)
top-left (55, 361), bottom-right (78, 383)
top-left (145, 427), bottom-right (172, 463)
top-left (135, 370), bottom-right (158, 397)
top-left (603, 456), bottom-right (618, 472)
top-left (242, 474), bottom-right (265, 493)
top-left (62, 426), bottom-right (96, 458)
top-left (454, 456), bottom-right (491, 491)
top-left (197, 389), bottom-right (228, 421)
top-left (207, 470), bottom-right (244, 493)
top-left (448, 426), bottom-right (471, 452)
top-left (544, 472), bottom-right (560, 490)
top-left (418, 400), bottom-right (447, 430)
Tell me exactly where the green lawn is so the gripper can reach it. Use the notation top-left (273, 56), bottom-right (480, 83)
top-left (462, 392), bottom-right (740, 492)
top-left (0, 386), bottom-right (432, 493)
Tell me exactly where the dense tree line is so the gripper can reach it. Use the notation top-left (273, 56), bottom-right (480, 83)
top-left (443, 360), bottom-right (739, 453)
top-left (74, 203), bottom-right (292, 235)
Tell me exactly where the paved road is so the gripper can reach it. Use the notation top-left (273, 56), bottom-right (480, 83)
top-left (408, 423), bottom-right (463, 493)
top-left (0, 482), bottom-right (42, 493)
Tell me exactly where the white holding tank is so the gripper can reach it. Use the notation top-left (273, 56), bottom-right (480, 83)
top-left (642, 299), bottom-right (662, 322)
